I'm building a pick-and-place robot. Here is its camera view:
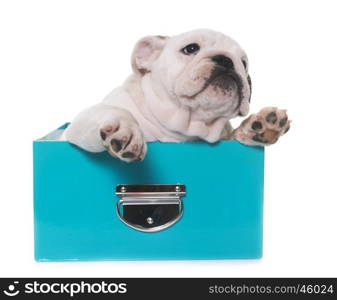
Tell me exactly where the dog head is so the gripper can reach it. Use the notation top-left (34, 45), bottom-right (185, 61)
top-left (131, 29), bottom-right (251, 121)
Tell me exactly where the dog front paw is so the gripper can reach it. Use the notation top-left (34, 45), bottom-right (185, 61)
top-left (233, 107), bottom-right (291, 146)
top-left (99, 120), bottom-right (147, 162)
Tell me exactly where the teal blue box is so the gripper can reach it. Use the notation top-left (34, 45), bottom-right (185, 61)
top-left (33, 124), bottom-right (264, 261)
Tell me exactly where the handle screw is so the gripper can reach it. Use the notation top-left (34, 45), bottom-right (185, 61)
top-left (146, 217), bottom-right (154, 225)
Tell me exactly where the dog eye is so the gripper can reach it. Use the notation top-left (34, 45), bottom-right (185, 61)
top-left (181, 43), bottom-right (200, 55)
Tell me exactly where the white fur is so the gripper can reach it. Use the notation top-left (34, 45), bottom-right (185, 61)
top-left (64, 29), bottom-right (252, 157)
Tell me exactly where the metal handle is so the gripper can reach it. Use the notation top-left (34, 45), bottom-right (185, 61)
top-left (115, 184), bottom-right (185, 233)
top-left (116, 198), bottom-right (183, 233)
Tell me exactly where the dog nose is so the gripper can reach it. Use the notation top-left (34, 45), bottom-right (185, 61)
top-left (212, 55), bottom-right (234, 70)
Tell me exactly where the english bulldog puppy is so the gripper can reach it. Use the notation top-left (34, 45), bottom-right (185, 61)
top-left (64, 29), bottom-right (290, 162)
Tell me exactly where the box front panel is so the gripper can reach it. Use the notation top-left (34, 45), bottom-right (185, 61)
top-left (34, 139), bottom-right (264, 260)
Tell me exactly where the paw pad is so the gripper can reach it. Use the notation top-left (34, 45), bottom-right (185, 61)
top-left (110, 139), bottom-right (123, 152)
top-left (251, 121), bottom-right (263, 130)
top-left (235, 107), bottom-right (291, 146)
top-left (266, 112), bottom-right (277, 124)
top-left (279, 117), bottom-right (288, 127)
top-left (99, 122), bottom-right (147, 162)
top-left (121, 152), bottom-right (136, 159)
top-left (100, 125), bottom-right (118, 140)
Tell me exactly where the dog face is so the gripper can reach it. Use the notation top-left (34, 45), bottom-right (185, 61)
top-left (132, 29), bottom-right (251, 121)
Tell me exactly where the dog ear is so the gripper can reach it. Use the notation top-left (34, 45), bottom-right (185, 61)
top-left (131, 35), bottom-right (169, 75)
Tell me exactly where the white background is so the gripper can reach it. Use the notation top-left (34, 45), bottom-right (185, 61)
top-left (0, 0), bottom-right (336, 277)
